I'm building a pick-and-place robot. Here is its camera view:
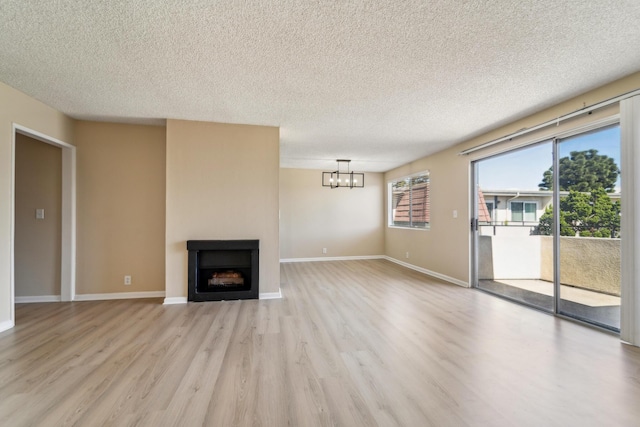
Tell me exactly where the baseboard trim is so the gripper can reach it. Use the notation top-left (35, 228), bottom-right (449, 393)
top-left (384, 256), bottom-right (469, 288)
top-left (279, 255), bottom-right (468, 287)
top-left (15, 295), bottom-right (62, 303)
top-left (163, 290), bottom-right (283, 304)
top-left (260, 289), bottom-right (282, 300)
top-left (74, 291), bottom-right (165, 301)
top-left (0, 320), bottom-right (14, 333)
top-left (163, 297), bottom-right (188, 305)
top-left (280, 255), bottom-right (385, 263)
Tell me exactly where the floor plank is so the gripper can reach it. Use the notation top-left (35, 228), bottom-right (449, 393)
top-left (1, 259), bottom-right (639, 426)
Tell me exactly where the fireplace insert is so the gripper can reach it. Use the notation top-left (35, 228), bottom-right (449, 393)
top-left (187, 240), bottom-right (259, 301)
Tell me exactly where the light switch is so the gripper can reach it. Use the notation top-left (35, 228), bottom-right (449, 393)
top-left (36, 209), bottom-right (45, 220)
top-left (453, 210), bottom-right (458, 219)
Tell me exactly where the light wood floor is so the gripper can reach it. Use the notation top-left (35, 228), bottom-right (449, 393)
top-left (1, 260), bottom-right (640, 426)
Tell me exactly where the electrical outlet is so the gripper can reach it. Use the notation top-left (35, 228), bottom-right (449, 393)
top-left (405, 252), bottom-right (410, 259)
top-left (453, 210), bottom-right (458, 218)
top-left (124, 275), bottom-right (132, 285)
top-left (322, 248), bottom-right (327, 254)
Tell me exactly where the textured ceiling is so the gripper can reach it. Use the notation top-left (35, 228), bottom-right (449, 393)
top-left (2, 1), bottom-right (640, 172)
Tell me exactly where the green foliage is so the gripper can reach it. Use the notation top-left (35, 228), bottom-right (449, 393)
top-left (537, 206), bottom-right (552, 235)
top-left (536, 189), bottom-right (620, 238)
top-left (538, 149), bottom-right (619, 192)
top-left (536, 149), bottom-right (620, 238)
top-left (538, 206), bottom-right (576, 236)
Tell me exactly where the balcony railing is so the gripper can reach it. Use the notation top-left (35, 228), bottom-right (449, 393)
top-left (478, 235), bottom-right (620, 296)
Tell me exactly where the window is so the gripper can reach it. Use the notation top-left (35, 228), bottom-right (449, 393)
top-left (510, 201), bottom-right (537, 222)
top-left (486, 201), bottom-right (494, 222)
top-left (388, 172), bottom-right (430, 229)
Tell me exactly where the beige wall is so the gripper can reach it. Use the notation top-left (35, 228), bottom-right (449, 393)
top-left (279, 168), bottom-right (384, 259)
top-left (14, 134), bottom-right (62, 297)
top-left (542, 236), bottom-right (621, 296)
top-left (385, 71), bottom-right (640, 286)
top-left (385, 151), bottom-right (471, 283)
top-left (0, 82), bottom-right (74, 329)
top-left (165, 119), bottom-right (280, 298)
top-left (74, 121), bottom-right (166, 295)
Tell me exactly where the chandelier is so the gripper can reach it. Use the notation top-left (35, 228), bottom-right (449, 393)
top-left (322, 159), bottom-right (364, 189)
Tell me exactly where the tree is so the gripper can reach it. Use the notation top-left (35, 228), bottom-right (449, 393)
top-left (538, 149), bottom-right (619, 192)
top-left (537, 189), bottom-right (620, 237)
top-left (536, 149), bottom-right (620, 238)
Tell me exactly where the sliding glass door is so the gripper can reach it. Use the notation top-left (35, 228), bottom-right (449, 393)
top-left (556, 126), bottom-right (621, 330)
top-left (472, 124), bottom-right (622, 331)
top-left (474, 141), bottom-right (555, 312)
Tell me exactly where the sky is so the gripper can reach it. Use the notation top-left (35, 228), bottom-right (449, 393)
top-left (477, 126), bottom-right (621, 191)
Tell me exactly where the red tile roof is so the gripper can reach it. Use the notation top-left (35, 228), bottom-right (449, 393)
top-left (392, 183), bottom-right (430, 224)
top-left (477, 187), bottom-right (492, 222)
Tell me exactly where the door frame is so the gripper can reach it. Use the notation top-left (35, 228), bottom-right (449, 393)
top-left (470, 116), bottom-right (621, 327)
top-left (11, 124), bottom-right (76, 320)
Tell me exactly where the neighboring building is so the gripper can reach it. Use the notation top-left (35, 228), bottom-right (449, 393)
top-left (391, 182), bottom-right (430, 228)
top-left (479, 189), bottom-right (552, 236)
top-left (477, 187), bottom-right (492, 223)
top-left (478, 188), bottom-right (620, 236)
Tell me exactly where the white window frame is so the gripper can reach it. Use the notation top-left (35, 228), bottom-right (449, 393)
top-left (387, 171), bottom-right (430, 230)
top-left (509, 200), bottom-right (538, 222)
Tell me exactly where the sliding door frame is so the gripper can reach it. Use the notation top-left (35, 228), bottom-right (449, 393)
top-left (471, 117), bottom-right (621, 329)
top-left (552, 137), bottom-right (561, 314)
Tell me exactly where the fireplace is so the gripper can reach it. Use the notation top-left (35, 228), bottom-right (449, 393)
top-left (187, 240), bottom-right (259, 302)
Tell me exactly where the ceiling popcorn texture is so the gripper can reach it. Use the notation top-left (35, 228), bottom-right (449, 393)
top-left (1, 1), bottom-right (640, 172)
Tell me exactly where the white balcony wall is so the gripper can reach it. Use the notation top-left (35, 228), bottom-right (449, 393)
top-left (482, 235), bottom-right (621, 296)
top-left (479, 235), bottom-right (541, 280)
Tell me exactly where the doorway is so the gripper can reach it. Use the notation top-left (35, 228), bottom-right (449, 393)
top-left (11, 125), bottom-right (75, 321)
top-left (472, 124), bottom-right (621, 331)
top-left (15, 134), bottom-right (62, 301)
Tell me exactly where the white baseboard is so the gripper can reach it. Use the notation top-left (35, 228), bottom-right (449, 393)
top-left (0, 319), bottom-right (15, 333)
top-left (279, 255), bottom-right (467, 287)
top-left (163, 297), bottom-right (188, 305)
top-left (74, 291), bottom-right (165, 301)
top-left (384, 256), bottom-right (469, 288)
top-left (15, 295), bottom-right (62, 303)
top-left (162, 289), bottom-right (282, 304)
top-left (260, 289), bottom-right (282, 300)
top-left (280, 255), bottom-right (385, 263)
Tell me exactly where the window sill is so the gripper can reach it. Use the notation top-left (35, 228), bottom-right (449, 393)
top-left (387, 225), bottom-right (430, 231)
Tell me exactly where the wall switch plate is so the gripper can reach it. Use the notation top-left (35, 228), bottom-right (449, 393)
top-left (124, 275), bottom-right (132, 285)
top-left (322, 248), bottom-right (327, 254)
top-left (453, 210), bottom-right (458, 218)
top-left (36, 209), bottom-right (45, 220)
